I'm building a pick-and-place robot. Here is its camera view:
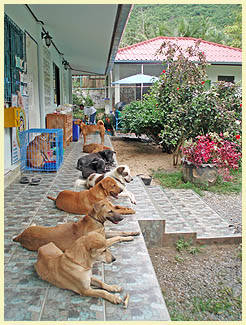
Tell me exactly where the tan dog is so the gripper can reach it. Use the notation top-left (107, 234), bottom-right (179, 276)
top-left (13, 201), bottom-right (139, 251)
top-left (83, 143), bottom-right (111, 153)
top-left (35, 232), bottom-right (125, 304)
top-left (26, 133), bottom-right (52, 168)
top-left (47, 176), bottom-right (135, 215)
top-left (80, 120), bottom-right (105, 145)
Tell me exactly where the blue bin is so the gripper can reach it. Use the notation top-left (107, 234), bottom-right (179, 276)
top-left (73, 121), bottom-right (80, 141)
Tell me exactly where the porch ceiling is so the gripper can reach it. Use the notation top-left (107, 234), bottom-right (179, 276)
top-left (29, 4), bottom-right (132, 75)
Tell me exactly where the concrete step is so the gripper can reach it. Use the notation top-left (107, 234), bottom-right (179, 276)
top-left (144, 183), bottom-right (241, 245)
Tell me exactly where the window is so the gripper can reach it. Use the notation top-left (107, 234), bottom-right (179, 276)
top-left (53, 63), bottom-right (60, 105)
top-left (218, 75), bottom-right (235, 83)
top-left (4, 14), bottom-right (26, 105)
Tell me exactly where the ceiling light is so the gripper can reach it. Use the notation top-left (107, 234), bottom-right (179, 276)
top-left (41, 31), bottom-right (52, 48)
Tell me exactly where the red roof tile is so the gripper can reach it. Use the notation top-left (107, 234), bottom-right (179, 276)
top-left (116, 36), bottom-right (241, 63)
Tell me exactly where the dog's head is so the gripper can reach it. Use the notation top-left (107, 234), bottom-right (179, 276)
top-left (116, 165), bottom-right (133, 184)
top-left (98, 150), bottom-right (116, 165)
top-left (97, 176), bottom-right (123, 198)
top-left (85, 232), bottom-right (115, 263)
top-left (90, 201), bottom-right (124, 224)
top-left (76, 158), bottom-right (83, 171)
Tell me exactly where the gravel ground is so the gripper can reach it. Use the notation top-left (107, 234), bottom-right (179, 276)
top-left (111, 135), bottom-right (242, 321)
top-left (148, 244), bottom-right (242, 321)
top-left (201, 192), bottom-right (242, 234)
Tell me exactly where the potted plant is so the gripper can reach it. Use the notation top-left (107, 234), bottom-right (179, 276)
top-left (181, 133), bottom-right (241, 186)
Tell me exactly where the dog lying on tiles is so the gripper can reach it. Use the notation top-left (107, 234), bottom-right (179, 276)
top-left (83, 143), bottom-right (111, 153)
top-left (74, 165), bottom-right (136, 205)
top-left (77, 149), bottom-right (116, 178)
top-left (35, 231), bottom-right (126, 304)
top-left (47, 176), bottom-right (135, 215)
top-left (13, 201), bottom-right (139, 251)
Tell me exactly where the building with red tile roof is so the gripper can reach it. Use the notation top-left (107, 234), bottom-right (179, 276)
top-left (115, 36), bottom-right (242, 64)
top-left (111, 37), bottom-right (242, 104)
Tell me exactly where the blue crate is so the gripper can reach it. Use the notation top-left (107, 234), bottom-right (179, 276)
top-left (19, 128), bottom-right (63, 172)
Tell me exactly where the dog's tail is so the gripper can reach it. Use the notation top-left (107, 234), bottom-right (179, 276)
top-left (47, 195), bottom-right (56, 201)
top-left (97, 120), bottom-right (104, 126)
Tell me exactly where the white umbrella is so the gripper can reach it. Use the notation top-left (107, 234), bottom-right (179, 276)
top-left (112, 73), bottom-right (158, 84)
top-left (112, 73), bottom-right (159, 100)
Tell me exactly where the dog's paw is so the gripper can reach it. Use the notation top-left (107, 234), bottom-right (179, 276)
top-left (122, 236), bottom-right (134, 242)
top-left (111, 295), bottom-right (123, 304)
top-left (126, 208), bottom-right (136, 214)
top-left (108, 285), bottom-right (122, 293)
top-left (130, 231), bottom-right (140, 236)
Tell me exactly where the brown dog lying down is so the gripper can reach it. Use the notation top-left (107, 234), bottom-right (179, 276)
top-left (35, 231), bottom-right (125, 304)
top-left (80, 120), bottom-right (105, 145)
top-left (27, 133), bottom-right (53, 168)
top-left (47, 176), bottom-right (135, 215)
top-left (83, 143), bottom-right (111, 153)
top-left (13, 201), bottom-right (139, 251)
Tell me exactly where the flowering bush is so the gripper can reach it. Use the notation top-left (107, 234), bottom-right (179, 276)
top-left (182, 133), bottom-right (242, 181)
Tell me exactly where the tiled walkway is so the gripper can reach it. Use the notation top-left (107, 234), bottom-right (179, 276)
top-left (4, 134), bottom-right (170, 321)
top-left (4, 132), bottom-right (241, 321)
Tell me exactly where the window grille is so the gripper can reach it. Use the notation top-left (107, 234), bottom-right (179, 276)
top-left (4, 14), bottom-right (26, 105)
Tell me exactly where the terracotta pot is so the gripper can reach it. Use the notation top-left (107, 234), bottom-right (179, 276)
top-left (182, 160), bottom-right (218, 187)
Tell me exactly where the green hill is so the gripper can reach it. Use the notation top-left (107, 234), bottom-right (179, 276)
top-left (120, 4), bottom-right (241, 48)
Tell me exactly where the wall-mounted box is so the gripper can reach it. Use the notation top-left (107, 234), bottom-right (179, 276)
top-left (4, 107), bottom-right (21, 128)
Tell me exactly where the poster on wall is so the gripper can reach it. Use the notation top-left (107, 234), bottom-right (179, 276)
top-left (11, 93), bottom-right (28, 165)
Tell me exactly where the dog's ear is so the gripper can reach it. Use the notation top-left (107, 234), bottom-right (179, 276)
top-left (116, 166), bottom-right (124, 175)
top-left (72, 223), bottom-right (78, 235)
top-left (95, 174), bottom-right (104, 185)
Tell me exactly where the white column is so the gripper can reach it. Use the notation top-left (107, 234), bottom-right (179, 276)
top-left (36, 22), bottom-right (45, 128)
top-left (114, 64), bottom-right (120, 105)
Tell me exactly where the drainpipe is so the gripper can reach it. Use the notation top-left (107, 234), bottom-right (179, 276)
top-left (68, 69), bottom-right (72, 104)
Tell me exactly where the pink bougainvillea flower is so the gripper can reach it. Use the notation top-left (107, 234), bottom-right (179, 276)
top-left (177, 87), bottom-right (180, 90)
top-left (201, 81), bottom-right (205, 85)
top-left (162, 69), bottom-right (166, 73)
top-left (240, 104), bottom-right (242, 107)
top-left (236, 135), bottom-right (240, 139)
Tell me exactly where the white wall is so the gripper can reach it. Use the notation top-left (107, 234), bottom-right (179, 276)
top-left (4, 4), bottom-right (72, 172)
top-left (206, 65), bottom-right (242, 84)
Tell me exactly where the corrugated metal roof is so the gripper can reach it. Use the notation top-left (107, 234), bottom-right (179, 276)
top-left (116, 36), bottom-right (242, 64)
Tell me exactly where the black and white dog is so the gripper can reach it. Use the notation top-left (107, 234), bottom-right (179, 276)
top-left (74, 165), bottom-right (136, 204)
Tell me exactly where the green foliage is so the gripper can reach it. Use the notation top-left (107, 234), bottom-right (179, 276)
top-left (175, 238), bottom-right (193, 252)
top-left (84, 93), bottom-right (94, 107)
top-left (72, 93), bottom-right (83, 105)
top-left (121, 4), bottom-right (241, 48)
top-left (121, 40), bottom-right (242, 154)
top-left (224, 11), bottom-right (242, 48)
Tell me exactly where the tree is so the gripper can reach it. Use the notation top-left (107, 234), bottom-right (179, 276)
top-left (224, 11), bottom-right (242, 48)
